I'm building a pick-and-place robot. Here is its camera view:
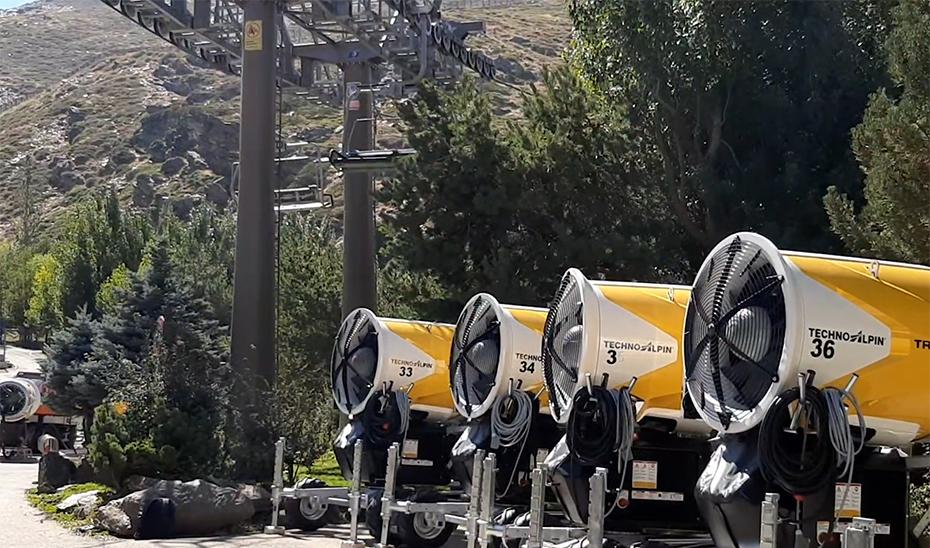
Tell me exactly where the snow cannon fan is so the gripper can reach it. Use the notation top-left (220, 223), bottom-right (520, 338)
top-left (331, 308), bottom-right (456, 422)
top-left (449, 293), bottom-right (549, 419)
top-left (684, 232), bottom-right (930, 445)
top-left (331, 308), bottom-right (458, 485)
top-left (541, 268), bottom-right (692, 427)
top-left (448, 293), bottom-right (562, 498)
top-left (0, 378), bottom-right (42, 423)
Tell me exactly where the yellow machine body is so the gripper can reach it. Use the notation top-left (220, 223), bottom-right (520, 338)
top-left (542, 268), bottom-right (702, 432)
top-left (785, 251), bottom-right (930, 444)
top-left (684, 232), bottom-right (930, 445)
top-left (331, 308), bottom-right (456, 421)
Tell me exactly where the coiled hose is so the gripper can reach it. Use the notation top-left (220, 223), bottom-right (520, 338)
top-left (567, 385), bottom-right (636, 514)
top-left (758, 385), bottom-right (836, 496)
top-left (361, 390), bottom-right (410, 450)
top-left (491, 389), bottom-right (534, 496)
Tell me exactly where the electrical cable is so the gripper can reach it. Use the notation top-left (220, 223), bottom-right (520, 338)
top-left (758, 385), bottom-right (837, 496)
top-left (490, 389), bottom-right (534, 497)
top-left (566, 385), bottom-right (636, 517)
top-left (823, 385), bottom-right (865, 533)
top-left (491, 389), bottom-right (533, 448)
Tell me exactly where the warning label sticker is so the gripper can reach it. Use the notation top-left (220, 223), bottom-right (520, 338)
top-left (834, 483), bottom-right (862, 518)
top-left (401, 458), bottom-right (433, 467)
top-left (244, 20), bottom-right (262, 51)
top-left (632, 460), bottom-right (658, 489)
top-left (631, 490), bottom-right (684, 502)
top-left (402, 439), bottom-right (419, 458)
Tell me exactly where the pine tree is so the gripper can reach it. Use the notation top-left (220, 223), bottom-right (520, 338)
top-left (41, 308), bottom-right (110, 417)
top-left (824, 0), bottom-right (930, 264)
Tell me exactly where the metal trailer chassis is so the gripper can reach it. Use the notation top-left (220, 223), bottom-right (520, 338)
top-left (266, 437), bottom-right (712, 548)
top-left (265, 438), bottom-right (471, 547)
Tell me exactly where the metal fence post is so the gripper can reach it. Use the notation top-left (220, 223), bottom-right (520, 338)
top-left (760, 492), bottom-right (780, 548)
top-left (376, 443), bottom-right (400, 548)
top-left (526, 465), bottom-right (548, 548)
top-left (586, 467), bottom-right (607, 548)
top-left (466, 449), bottom-right (486, 548)
top-left (342, 439), bottom-right (365, 548)
top-left (478, 452), bottom-right (497, 548)
top-left (264, 437), bottom-right (286, 534)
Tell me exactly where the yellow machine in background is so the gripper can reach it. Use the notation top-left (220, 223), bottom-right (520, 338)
top-left (684, 231), bottom-right (930, 445)
top-left (541, 268), bottom-right (698, 429)
top-left (330, 308), bottom-right (456, 421)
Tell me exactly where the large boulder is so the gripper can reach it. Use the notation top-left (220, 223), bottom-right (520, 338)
top-left (93, 479), bottom-right (255, 538)
top-left (57, 490), bottom-right (102, 519)
top-left (37, 453), bottom-right (76, 493)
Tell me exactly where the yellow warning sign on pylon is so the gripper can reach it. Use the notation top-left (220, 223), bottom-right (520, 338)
top-left (244, 20), bottom-right (262, 51)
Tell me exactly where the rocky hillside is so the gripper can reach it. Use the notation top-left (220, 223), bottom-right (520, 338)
top-left (0, 0), bottom-right (570, 237)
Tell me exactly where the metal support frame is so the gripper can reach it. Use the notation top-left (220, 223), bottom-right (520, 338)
top-left (265, 437), bottom-right (287, 534)
top-left (760, 492), bottom-right (780, 548)
top-left (586, 468), bottom-right (607, 548)
top-left (477, 452), bottom-right (497, 548)
top-left (843, 517), bottom-right (876, 548)
top-left (525, 465), bottom-right (548, 548)
top-left (465, 449), bottom-right (487, 548)
top-left (341, 440), bottom-right (366, 548)
top-left (375, 442), bottom-right (401, 548)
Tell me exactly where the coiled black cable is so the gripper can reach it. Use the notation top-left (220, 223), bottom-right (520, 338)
top-left (567, 385), bottom-right (619, 466)
top-left (758, 385), bottom-right (837, 496)
top-left (361, 390), bottom-right (410, 450)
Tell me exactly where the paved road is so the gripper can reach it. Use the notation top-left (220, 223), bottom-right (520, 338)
top-left (1, 448), bottom-right (370, 547)
top-left (0, 345), bottom-right (44, 377)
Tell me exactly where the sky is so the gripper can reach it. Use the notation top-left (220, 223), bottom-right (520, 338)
top-left (0, 0), bottom-right (30, 9)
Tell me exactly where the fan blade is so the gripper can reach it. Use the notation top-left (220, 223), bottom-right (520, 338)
top-left (717, 331), bottom-right (778, 380)
top-left (684, 332), bottom-right (712, 382)
top-left (689, 285), bottom-right (714, 327)
top-left (716, 275), bottom-right (784, 327)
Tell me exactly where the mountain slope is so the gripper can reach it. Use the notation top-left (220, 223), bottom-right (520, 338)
top-left (0, 0), bottom-right (570, 237)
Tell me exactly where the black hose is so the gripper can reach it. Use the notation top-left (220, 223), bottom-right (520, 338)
top-left (758, 385), bottom-right (837, 496)
top-left (567, 385), bottom-right (619, 466)
top-left (361, 391), bottom-right (409, 450)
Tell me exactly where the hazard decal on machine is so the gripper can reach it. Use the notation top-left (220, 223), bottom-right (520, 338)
top-left (402, 439), bottom-right (419, 458)
top-left (632, 460), bottom-right (658, 489)
top-left (834, 483), bottom-right (862, 518)
top-left (631, 490), bottom-right (684, 502)
top-left (817, 521), bottom-right (890, 536)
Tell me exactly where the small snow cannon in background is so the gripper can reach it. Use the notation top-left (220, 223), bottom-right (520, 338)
top-left (0, 372), bottom-right (80, 456)
top-left (448, 293), bottom-right (562, 502)
top-left (541, 268), bottom-right (710, 533)
top-left (684, 232), bottom-right (930, 547)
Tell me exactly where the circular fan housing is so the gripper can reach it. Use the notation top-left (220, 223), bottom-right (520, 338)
top-left (449, 293), bottom-right (548, 420)
top-left (684, 232), bottom-right (792, 434)
top-left (0, 378), bottom-right (42, 422)
top-left (331, 308), bottom-right (457, 421)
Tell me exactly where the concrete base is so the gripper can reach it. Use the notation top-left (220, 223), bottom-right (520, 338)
top-left (264, 525), bottom-right (286, 534)
top-left (373, 543), bottom-right (395, 548)
top-left (341, 542), bottom-right (365, 548)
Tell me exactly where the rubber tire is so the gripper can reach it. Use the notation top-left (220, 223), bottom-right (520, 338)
top-left (395, 491), bottom-right (457, 548)
top-left (365, 488), bottom-right (402, 545)
top-left (283, 479), bottom-right (341, 531)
